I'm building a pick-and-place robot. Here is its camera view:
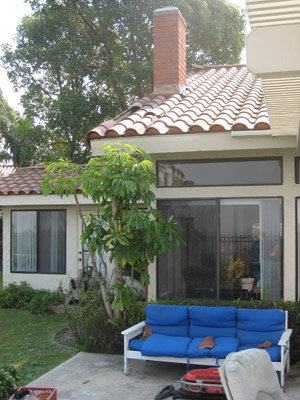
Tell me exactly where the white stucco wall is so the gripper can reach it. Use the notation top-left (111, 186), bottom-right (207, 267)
top-left (1, 201), bottom-right (114, 292)
top-left (92, 134), bottom-right (299, 302)
top-left (3, 132), bottom-right (299, 301)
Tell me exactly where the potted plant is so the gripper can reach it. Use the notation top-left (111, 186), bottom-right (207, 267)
top-left (227, 257), bottom-right (255, 292)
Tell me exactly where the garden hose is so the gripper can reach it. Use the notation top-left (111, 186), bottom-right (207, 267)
top-left (52, 327), bottom-right (80, 353)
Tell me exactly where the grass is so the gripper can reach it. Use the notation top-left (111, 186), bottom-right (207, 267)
top-left (0, 308), bottom-right (75, 386)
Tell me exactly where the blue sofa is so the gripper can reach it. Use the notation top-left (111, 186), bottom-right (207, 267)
top-left (121, 305), bottom-right (292, 387)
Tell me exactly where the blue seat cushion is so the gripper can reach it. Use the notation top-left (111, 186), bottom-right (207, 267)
top-left (187, 337), bottom-right (239, 359)
top-left (129, 339), bottom-right (145, 351)
top-left (141, 334), bottom-right (192, 358)
top-left (186, 338), bottom-right (211, 358)
top-left (237, 309), bottom-right (285, 346)
top-left (146, 304), bottom-right (190, 337)
top-left (210, 337), bottom-right (239, 359)
top-left (238, 345), bottom-right (281, 362)
top-left (189, 306), bottom-right (237, 338)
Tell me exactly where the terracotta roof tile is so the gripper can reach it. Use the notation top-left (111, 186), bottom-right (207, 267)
top-left (86, 64), bottom-right (271, 146)
top-left (0, 166), bottom-right (46, 196)
top-left (0, 166), bottom-right (84, 196)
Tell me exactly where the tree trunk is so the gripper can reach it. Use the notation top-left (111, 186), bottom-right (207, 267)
top-left (111, 195), bottom-right (123, 319)
top-left (74, 193), bottom-right (113, 320)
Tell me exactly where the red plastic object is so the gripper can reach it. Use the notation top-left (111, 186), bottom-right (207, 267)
top-left (180, 368), bottom-right (226, 395)
top-left (9, 387), bottom-right (57, 400)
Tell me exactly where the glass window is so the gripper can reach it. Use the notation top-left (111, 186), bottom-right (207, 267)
top-left (158, 200), bottom-right (218, 300)
top-left (82, 241), bottom-right (106, 277)
top-left (158, 198), bottom-right (282, 301)
top-left (11, 211), bottom-right (37, 272)
top-left (220, 199), bottom-right (282, 301)
top-left (11, 210), bottom-right (66, 274)
top-left (157, 158), bottom-right (282, 187)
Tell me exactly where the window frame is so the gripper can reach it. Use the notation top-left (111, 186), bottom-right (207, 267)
top-left (156, 156), bottom-right (283, 188)
top-left (296, 198), bottom-right (300, 300)
top-left (157, 196), bottom-right (284, 301)
top-left (295, 157), bottom-right (300, 184)
top-left (10, 209), bottom-right (67, 274)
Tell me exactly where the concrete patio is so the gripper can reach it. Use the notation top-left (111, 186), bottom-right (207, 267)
top-left (28, 352), bottom-right (300, 400)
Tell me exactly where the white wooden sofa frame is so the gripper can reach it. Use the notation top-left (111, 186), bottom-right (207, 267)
top-left (121, 311), bottom-right (292, 388)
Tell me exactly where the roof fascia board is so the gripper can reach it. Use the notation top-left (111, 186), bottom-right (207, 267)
top-left (0, 193), bottom-right (93, 207)
top-left (231, 130), bottom-right (272, 136)
top-left (90, 133), bottom-right (297, 156)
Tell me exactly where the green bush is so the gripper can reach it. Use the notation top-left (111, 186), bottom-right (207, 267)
top-left (0, 365), bottom-right (19, 400)
top-left (0, 282), bottom-right (35, 308)
top-left (67, 281), bottom-right (146, 353)
top-left (0, 282), bottom-right (64, 314)
top-left (27, 288), bottom-right (63, 314)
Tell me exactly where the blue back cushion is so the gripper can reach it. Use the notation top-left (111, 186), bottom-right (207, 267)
top-left (237, 308), bottom-right (285, 345)
top-left (145, 304), bottom-right (189, 337)
top-left (189, 306), bottom-right (237, 338)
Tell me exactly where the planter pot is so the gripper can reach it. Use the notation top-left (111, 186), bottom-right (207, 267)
top-left (240, 277), bottom-right (255, 292)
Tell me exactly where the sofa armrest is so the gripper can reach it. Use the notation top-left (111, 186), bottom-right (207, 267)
top-left (121, 321), bottom-right (145, 341)
top-left (278, 329), bottom-right (292, 346)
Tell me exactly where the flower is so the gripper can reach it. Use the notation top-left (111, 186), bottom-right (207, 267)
top-left (149, 213), bottom-right (156, 222)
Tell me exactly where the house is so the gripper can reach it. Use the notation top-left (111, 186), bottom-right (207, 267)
top-left (1, 5), bottom-right (299, 302)
top-left (86, 6), bottom-right (299, 302)
top-left (0, 166), bottom-right (111, 291)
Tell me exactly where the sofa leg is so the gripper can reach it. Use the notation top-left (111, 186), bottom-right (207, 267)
top-left (280, 368), bottom-right (285, 389)
top-left (124, 357), bottom-right (129, 375)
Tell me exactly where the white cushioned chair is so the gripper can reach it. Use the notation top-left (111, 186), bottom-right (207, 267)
top-left (219, 349), bottom-right (286, 400)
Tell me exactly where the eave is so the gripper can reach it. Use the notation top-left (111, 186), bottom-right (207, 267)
top-left (246, 0), bottom-right (300, 147)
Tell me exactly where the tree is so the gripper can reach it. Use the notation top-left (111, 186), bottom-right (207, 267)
top-left (41, 143), bottom-right (185, 321)
top-left (0, 88), bottom-right (46, 166)
top-left (1, 0), bottom-right (245, 162)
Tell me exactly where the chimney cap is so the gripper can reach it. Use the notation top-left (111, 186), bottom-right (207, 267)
top-left (153, 6), bottom-right (179, 14)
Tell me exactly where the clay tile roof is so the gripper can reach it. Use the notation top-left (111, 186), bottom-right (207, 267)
top-left (0, 166), bottom-right (46, 196)
top-left (0, 166), bottom-right (84, 196)
top-left (85, 64), bottom-right (270, 147)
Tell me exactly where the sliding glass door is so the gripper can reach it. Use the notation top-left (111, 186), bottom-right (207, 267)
top-left (220, 199), bottom-right (282, 300)
top-left (158, 200), bottom-right (217, 299)
top-left (158, 198), bottom-right (282, 300)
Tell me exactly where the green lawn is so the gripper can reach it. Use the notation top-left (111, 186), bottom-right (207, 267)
top-left (0, 308), bottom-right (75, 385)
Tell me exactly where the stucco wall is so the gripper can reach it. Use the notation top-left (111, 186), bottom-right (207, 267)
top-left (93, 132), bottom-right (300, 302)
top-left (144, 147), bottom-right (299, 302)
top-left (2, 203), bottom-right (115, 292)
top-left (3, 134), bottom-right (300, 301)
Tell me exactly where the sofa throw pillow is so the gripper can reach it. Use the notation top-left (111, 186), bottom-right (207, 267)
top-left (140, 324), bottom-right (153, 340)
top-left (198, 336), bottom-right (216, 349)
top-left (258, 341), bottom-right (272, 348)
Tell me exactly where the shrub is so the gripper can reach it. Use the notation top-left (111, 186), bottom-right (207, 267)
top-left (67, 281), bottom-right (146, 353)
top-left (27, 288), bottom-right (64, 314)
top-left (0, 282), bottom-right (64, 313)
top-left (0, 365), bottom-right (19, 400)
top-left (0, 282), bottom-right (36, 309)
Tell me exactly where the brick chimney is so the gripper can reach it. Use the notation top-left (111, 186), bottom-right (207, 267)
top-left (153, 7), bottom-right (186, 96)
